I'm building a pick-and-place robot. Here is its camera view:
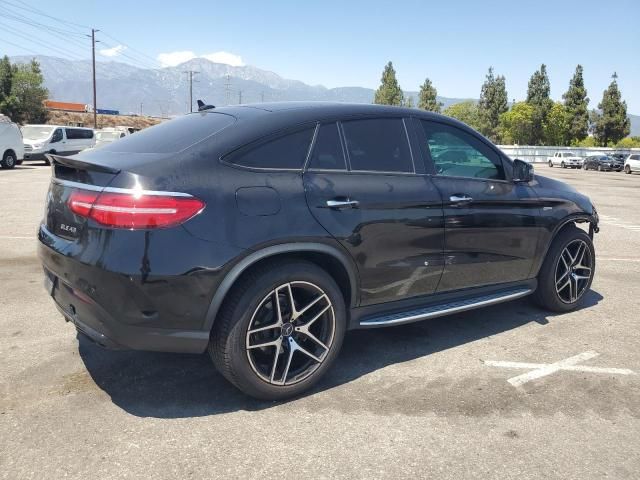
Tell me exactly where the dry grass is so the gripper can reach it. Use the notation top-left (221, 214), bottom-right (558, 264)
top-left (47, 111), bottom-right (164, 130)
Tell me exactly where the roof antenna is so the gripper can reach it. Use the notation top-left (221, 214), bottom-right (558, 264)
top-left (197, 99), bottom-right (215, 111)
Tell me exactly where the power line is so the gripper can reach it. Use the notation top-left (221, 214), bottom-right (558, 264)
top-left (0, 20), bottom-right (85, 60)
top-left (0, 0), bottom-right (89, 31)
top-left (0, 35), bottom-right (40, 55)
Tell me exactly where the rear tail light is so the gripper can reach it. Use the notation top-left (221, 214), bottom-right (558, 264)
top-left (68, 189), bottom-right (205, 229)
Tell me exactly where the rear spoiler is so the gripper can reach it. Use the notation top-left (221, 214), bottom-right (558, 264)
top-left (46, 153), bottom-right (121, 175)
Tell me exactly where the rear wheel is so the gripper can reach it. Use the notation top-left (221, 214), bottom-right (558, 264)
top-left (1, 151), bottom-right (16, 169)
top-left (548, 160), bottom-right (553, 167)
top-left (534, 226), bottom-right (595, 312)
top-left (598, 165), bottom-right (603, 172)
top-left (625, 165), bottom-right (631, 174)
top-left (561, 161), bottom-right (566, 168)
top-left (209, 260), bottom-right (346, 400)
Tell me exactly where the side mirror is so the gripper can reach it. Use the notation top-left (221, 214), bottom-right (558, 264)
top-left (513, 158), bottom-right (534, 183)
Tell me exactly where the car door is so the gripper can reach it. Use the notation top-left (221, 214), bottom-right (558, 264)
top-left (49, 128), bottom-right (64, 152)
top-left (304, 118), bottom-right (444, 306)
top-left (416, 119), bottom-right (541, 292)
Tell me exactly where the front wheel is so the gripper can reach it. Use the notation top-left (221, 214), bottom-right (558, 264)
top-left (1, 151), bottom-right (16, 169)
top-left (533, 226), bottom-right (595, 312)
top-left (561, 161), bottom-right (566, 168)
top-left (548, 160), bottom-right (553, 167)
top-left (625, 165), bottom-right (631, 174)
top-left (209, 260), bottom-right (346, 400)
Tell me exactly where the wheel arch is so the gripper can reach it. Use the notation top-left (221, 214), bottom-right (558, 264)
top-left (202, 242), bottom-right (359, 331)
top-left (531, 213), bottom-right (597, 278)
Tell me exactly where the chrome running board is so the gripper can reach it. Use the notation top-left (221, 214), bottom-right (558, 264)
top-left (359, 288), bottom-right (532, 327)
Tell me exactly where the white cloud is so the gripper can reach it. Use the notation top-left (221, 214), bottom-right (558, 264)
top-left (157, 50), bottom-right (244, 68)
top-left (201, 51), bottom-right (244, 67)
top-left (157, 50), bottom-right (197, 67)
top-left (99, 45), bottom-right (126, 57)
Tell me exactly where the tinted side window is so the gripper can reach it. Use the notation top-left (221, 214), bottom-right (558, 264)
top-left (419, 120), bottom-right (505, 180)
top-left (84, 129), bottom-right (94, 139)
top-left (228, 128), bottom-right (315, 169)
top-left (342, 118), bottom-right (413, 173)
top-left (65, 128), bottom-right (80, 140)
top-left (308, 123), bottom-right (346, 170)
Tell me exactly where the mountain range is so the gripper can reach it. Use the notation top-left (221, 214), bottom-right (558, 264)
top-left (9, 55), bottom-right (640, 136)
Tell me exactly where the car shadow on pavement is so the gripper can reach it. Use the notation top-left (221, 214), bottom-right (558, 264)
top-left (78, 290), bottom-right (603, 418)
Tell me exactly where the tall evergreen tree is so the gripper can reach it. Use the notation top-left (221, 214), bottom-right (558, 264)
top-left (374, 61), bottom-right (404, 106)
top-left (562, 65), bottom-right (589, 144)
top-left (526, 64), bottom-right (553, 145)
top-left (592, 73), bottom-right (630, 146)
top-left (417, 78), bottom-right (442, 112)
top-left (478, 67), bottom-right (508, 142)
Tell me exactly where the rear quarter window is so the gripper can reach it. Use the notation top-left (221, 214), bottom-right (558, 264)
top-left (100, 112), bottom-right (236, 154)
top-left (225, 127), bottom-right (315, 170)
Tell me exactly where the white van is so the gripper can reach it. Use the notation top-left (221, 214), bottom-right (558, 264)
top-left (21, 125), bottom-right (95, 164)
top-left (93, 127), bottom-right (129, 149)
top-left (0, 114), bottom-right (24, 170)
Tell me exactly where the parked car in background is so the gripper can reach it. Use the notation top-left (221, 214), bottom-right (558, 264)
top-left (547, 151), bottom-right (583, 168)
top-left (38, 102), bottom-right (599, 400)
top-left (583, 155), bottom-right (624, 171)
top-left (0, 114), bottom-right (24, 170)
top-left (624, 153), bottom-right (640, 174)
top-left (94, 127), bottom-right (128, 149)
top-left (22, 125), bottom-right (95, 164)
top-left (611, 153), bottom-right (627, 164)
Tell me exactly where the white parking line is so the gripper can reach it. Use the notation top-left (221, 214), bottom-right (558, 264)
top-left (598, 214), bottom-right (640, 233)
top-left (485, 351), bottom-right (636, 387)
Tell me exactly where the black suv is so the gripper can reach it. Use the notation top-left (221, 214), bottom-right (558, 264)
top-left (38, 103), bottom-right (598, 399)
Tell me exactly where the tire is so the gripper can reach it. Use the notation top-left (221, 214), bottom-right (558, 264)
top-left (625, 165), bottom-right (631, 174)
top-left (209, 260), bottom-right (347, 400)
top-left (561, 161), bottom-right (566, 168)
top-left (533, 226), bottom-right (595, 313)
top-left (548, 160), bottom-right (553, 167)
top-left (44, 150), bottom-right (56, 166)
top-left (1, 151), bottom-right (16, 169)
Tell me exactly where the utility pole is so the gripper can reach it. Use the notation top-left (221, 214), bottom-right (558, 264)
top-left (140, 102), bottom-right (143, 116)
top-left (225, 74), bottom-right (231, 105)
top-left (260, 91), bottom-right (265, 103)
top-left (238, 90), bottom-right (242, 105)
top-left (90, 28), bottom-right (99, 128)
top-left (183, 70), bottom-right (200, 112)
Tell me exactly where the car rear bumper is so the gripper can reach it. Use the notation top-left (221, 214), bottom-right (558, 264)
top-left (37, 223), bottom-right (242, 354)
top-left (41, 263), bottom-right (210, 353)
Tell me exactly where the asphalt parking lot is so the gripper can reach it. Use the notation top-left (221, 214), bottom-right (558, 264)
top-left (1, 162), bottom-right (639, 479)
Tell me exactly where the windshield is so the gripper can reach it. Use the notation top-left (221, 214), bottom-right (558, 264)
top-left (96, 131), bottom-right (121, 141)
top-left (21, 126), bottom-right (54, 140)
top-left (563, 152), bottom-right (576, 157)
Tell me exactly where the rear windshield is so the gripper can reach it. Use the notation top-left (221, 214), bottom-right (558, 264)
top-left (100, 112), bottom-right (236, 154)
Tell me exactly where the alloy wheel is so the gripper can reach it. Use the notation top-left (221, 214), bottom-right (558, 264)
top-left (555, 239), bottom-right (593, 304)
top-left (245, 281), bottom-right (335, 386)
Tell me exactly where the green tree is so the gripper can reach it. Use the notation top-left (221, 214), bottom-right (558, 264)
top-left (592, 73), bottom-right (630, 146)
top-left (443, 101), bottom-right (481, 130)
top-left (575, 136), bottom-right (597, 148)
top-left (562, 65), bottom-right (589, 143)
top-left (498, 102), bottom-right (535, 145)
top-left (615, 137), bottom-right (640, 148)
top-left (478, 67), bottom-right (508, 142)
top-left (526, 64), bottom-right (553, 144)
top-left (417, 78), bottom-right (442, 112)
top-left (0, 58), bottom-right (48, 124)
top-left (374, 61), bottom-right (404, 106)
top-left (544, 102), bottom-right (570, 145)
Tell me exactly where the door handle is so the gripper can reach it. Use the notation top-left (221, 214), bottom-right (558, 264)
top-left (326, 198), bottom-right (359, 209)
top-left (449, 194), bottom-right (473, 203)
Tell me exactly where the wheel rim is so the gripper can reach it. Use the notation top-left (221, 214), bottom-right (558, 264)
top-left (5, 155), bottom-right (14, 167)
top-left (555, 239), bottom-right (593, 304)
top-left (245, 281), bottom-right (335, 386)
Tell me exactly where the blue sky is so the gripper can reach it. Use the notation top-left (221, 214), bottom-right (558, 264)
top-left (1, 0), bottom-right (639, 112)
